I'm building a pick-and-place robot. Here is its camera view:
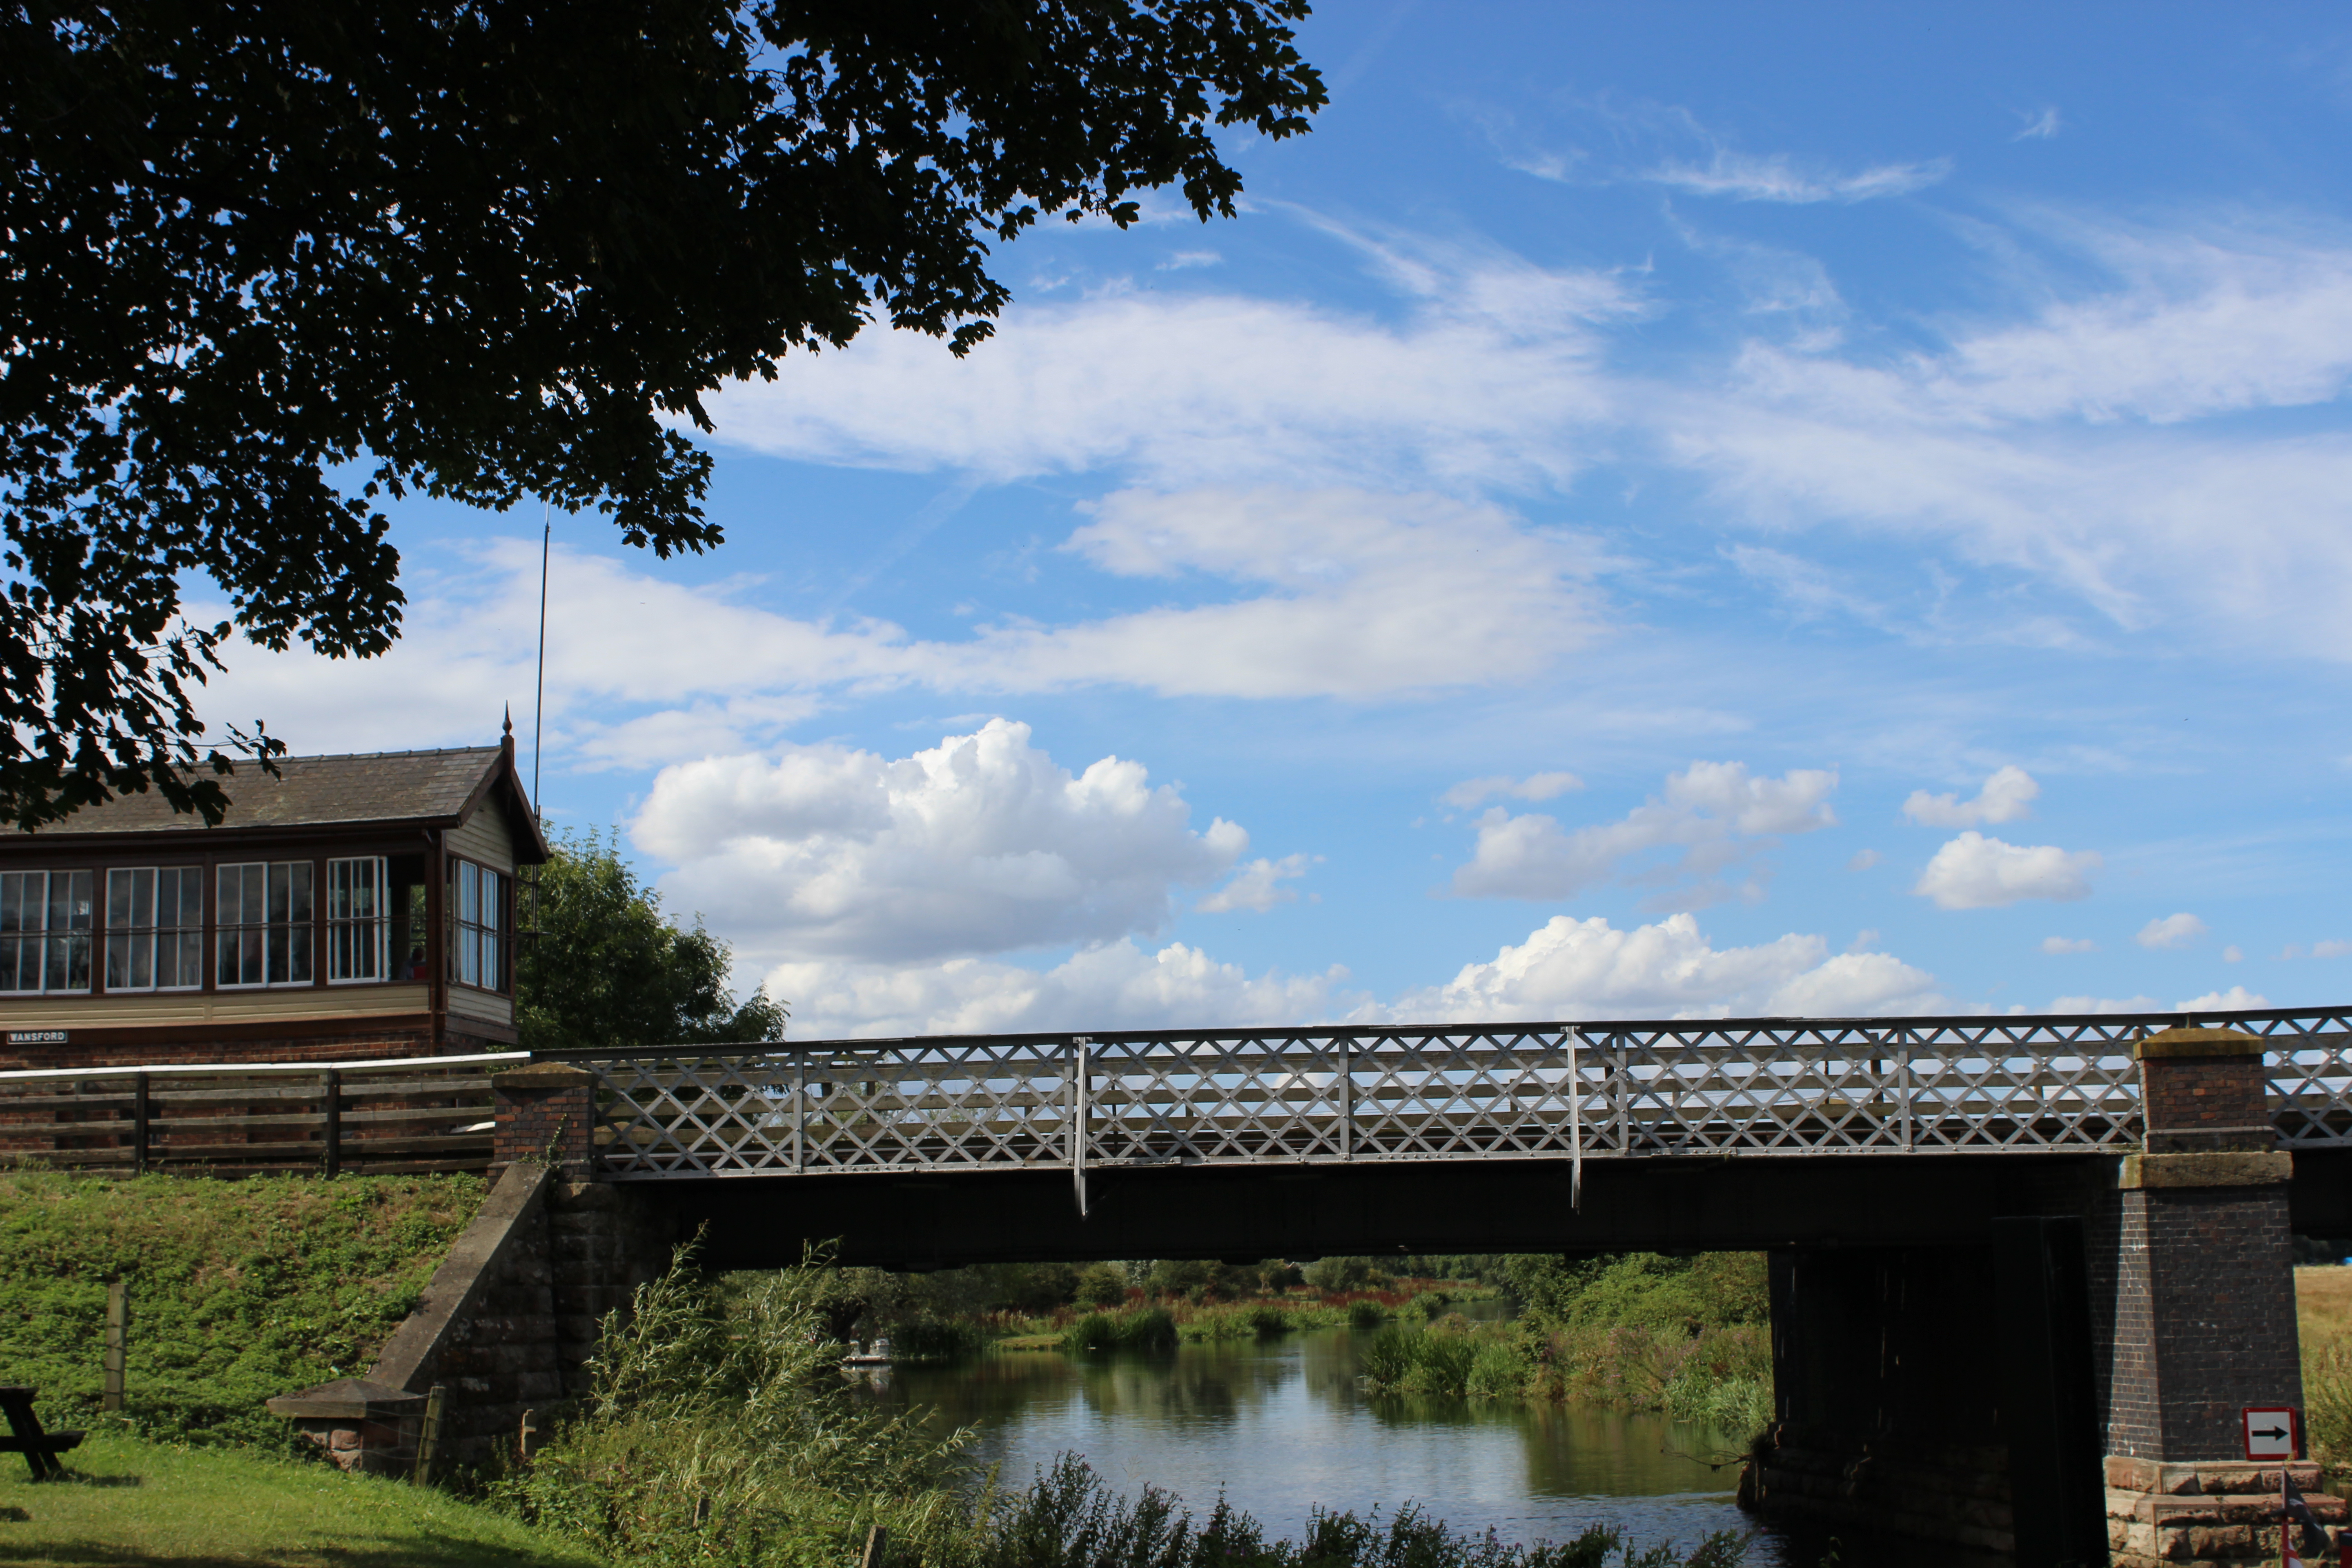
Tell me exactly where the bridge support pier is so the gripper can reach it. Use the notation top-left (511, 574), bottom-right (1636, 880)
top-left (1754, 1027), bottom-right (2331, 1568)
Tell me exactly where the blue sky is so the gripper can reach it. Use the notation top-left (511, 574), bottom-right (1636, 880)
top-left (216, 2), bottom-right (2352, 1036)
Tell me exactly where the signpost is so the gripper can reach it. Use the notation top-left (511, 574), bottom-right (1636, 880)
top-left (2245, 1406), bottom-right (2303, 1461)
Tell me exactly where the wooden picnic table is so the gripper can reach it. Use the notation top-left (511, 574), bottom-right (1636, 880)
top-left (0, 1386), bottom-right (84, 1480)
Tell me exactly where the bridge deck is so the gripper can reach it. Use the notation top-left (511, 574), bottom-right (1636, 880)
top-left (553, 1004), bottom-right (2352, 1180)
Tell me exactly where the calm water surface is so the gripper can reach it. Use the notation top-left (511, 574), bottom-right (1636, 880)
top-left (851, 1324), bottom-right (1802, 1566)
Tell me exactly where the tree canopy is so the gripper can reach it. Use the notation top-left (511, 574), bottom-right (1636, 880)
top-left (514, 827), bottom-right (787, 1053)
top-left (0, 1), bottom-right (1325, 829)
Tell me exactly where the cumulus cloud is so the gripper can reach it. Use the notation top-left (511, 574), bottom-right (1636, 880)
top-left (769, 941), bottom-right (1354, 1040)
top-left (1847, 849), bottom-right (1881, 871)
top-left (2052, 994), bottom-right (2163, 1014)
top-left (637, 720), bottom-right (1246, 963)
top-left (2179, 985), bottom-right (2271, 1010)
top-left (2313, 940), bottom-right (2352, 958)
top-left (1451, 761), bottom-right (1838, 903)
top-left (2041, 936), bottom-right (2097, 955)
top-left (1913, 832), bottom-right (2101, 909)
top-left (1197, 854), bottom-right (1315, 915)
top-left (2136, 913), bottom-right (2209, 950)
top-left (1903, 765), bottom-right (2040, 828)
top-left (1443, 772), bottom-right (1585, 809)
top-left (1391, 911), bottom-right (1945, 1023)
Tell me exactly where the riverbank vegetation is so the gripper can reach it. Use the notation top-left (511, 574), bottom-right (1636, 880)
top-left (0, 1169), bottom-right (483, 1446)
top-left (2300, 1264), bottom-right (2352, 1469)
top-left (501, 1248), bottom-right (1751, 1568)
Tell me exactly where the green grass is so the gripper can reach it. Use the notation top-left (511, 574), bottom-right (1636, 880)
top-left (0, 1431), bottom-right (604, 1568)
top-left (0, 1170), bottom-right (485, 1446)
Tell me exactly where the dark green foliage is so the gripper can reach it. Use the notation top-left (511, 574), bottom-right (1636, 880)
top-left (1, 0), bottom-right (1325, 830)
top-left (1504, 1254), bottom-right (1769, 1336)
top-left (516, 828), bottom-right (787, 1053)
top-left (1348, 1299), bottom-right (1387, 1330)
top-left (0, 1171), bottom-right (481, 1446)
top-left (977, 1454), bottom-right (1749, 1568)
top-left (886, 1314), bottom-right (991, 1362)
top-left (1077, 1263), bottom-right (1132, 1308)
top-left (1063, 1308), bottom-right (1179, 1352)
top-left (1243, 1304), bottom-right (1290, 1336)
top-left (1303, 1256), bottom-right (1382, 1293)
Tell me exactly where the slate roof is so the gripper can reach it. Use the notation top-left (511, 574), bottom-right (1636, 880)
top-left (16, 747), bottom-right (544, 857)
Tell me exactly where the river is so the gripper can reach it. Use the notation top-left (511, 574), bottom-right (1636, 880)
top-left (851, 1321), bottom-right (1817, 1567)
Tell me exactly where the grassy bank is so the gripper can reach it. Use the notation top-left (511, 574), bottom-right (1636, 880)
top-left (0, 1431), bottom-right (601, 1568)
top-left (2302, 1264), bottom-right (2352, 1469)
top-left (0, 1170), bottom-right (484, 1446)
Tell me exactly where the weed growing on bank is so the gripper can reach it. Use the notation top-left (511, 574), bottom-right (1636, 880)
top-left (975, 1454), bottom-right (1750, 1568)
top-left (0, 1170), bottom-right (482, 1446)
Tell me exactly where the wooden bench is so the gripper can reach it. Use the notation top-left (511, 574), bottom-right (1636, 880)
top-left (0, 1386), bottom-right (84, 1480)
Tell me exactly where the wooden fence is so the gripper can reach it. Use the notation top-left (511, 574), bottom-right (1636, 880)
top-left (0, 1054), bottom-right (525, 1176)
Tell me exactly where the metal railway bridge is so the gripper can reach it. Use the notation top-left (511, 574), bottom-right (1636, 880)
top-left (545, 1003), bottom-right (2352, 1273)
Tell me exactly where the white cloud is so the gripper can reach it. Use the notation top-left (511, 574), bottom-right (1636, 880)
top-left (2053, 994), bottom-right (2163, 1014)
top-left (705, 242), bottom-right (1637, 492)
top-left (1903, 765), bottom-right (2040, 828)
top-left (2041, 936), bottom-right (2097, 955)
top-left (769, 941), bottom-right (1354, 1040)
top-left (2225, 946), bottom-right (2244, 963)
top-left (1443, 772), bottom-right (1585, 809)
top-left (1645, 150), bottom-right (1951, 204)
top-left (1913, 831), bottom-right (2101, 909)
top-left (2315, 940), bottom-right (2352, 958)
top-left (1392, 911), bottom-right (1945, 1022)
top-left (2136, 912), bottom-right (2209, 950)
top-left (1197, 854), bottom-right (1315, 915)
top-left (2013, 108), bottom-right (2063, 141)
top-left (2180, 985), bottom-right (2271, 1010)
top-left (1847, 849), bottom-right (1881, 871)
top-left (1450, 761), bottom-right (1838, 903)
top-left (636, 720), bottom-right (1246, 963)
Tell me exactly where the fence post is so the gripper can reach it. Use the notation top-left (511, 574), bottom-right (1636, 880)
top-left (321, 1069), bottom-right (342, 1178)
top-left (131, 1073), bottom-right (150, 1175)
top-left (102, 1278), bottom-right (128, 1412)
top-left (412, 1383), bottom-right (446, 1484)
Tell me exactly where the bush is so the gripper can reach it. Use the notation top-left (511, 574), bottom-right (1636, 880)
top-left (1347, 1299), bottom-right (1387, 1330)
top-left (1244, 1304), bottom-right (1290, 1337)
top-left (1360, 1325), bottom-right (1499, 1397)
top-left (495, 1245), bottom-right (976, 1568)
top-left (888, 1314), bottom-right (991, 1362)
top-left (1409, 1290), bottom-right (1452, 1317)
top-left (1075, 1263), bottom-right (1131, 1309)
top-left (1304, 1256), bottom-right (1379, 1294)
top-left (1063, 1307), bottom-right (1179, 1352)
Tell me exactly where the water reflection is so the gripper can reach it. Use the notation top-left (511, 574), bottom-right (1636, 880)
top-left (854, 1325), bottom-right (1793, 1566)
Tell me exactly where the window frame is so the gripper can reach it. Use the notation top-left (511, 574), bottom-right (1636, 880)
top-left (103, 865), bottom-right (206, 994)
top-left (0, 868), bottom-right (95, 995)
top-left (214, 859), bottom-right (318, 990)
top-left (325, 856), bottom-right (392, 985)
top-left (446, 856), bottom-right (509, 995)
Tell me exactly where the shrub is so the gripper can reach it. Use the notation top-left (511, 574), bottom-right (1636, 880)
top-left (887, 1313), bottom-right (991, 1362)
top-left (496, 1245), bottom-right (976, 1568)
top-left (1244, 1304), bottom-right (1290, 1336)
top-left (1304, 1256), bottom-right (1378, 1293)
top-left (1075, 1263), bottom-right (1130, 1309)
top-left (1409, 1290), bottom-right (1452, 1317)
top-left (1063, 1307), bottom-right (1178, 1352)
top-left (1347, 1299), bottom-right (1387, 1330)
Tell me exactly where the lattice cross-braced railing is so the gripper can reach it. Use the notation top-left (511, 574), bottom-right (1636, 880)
top-left (561, 1003), bottom-right (2352, 1180)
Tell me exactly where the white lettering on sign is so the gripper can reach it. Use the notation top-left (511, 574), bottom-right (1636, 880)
top-left (5, 1029), bottom-right (66, 1045)
top-left (2244, 1406), bottom-right (2300, 1461)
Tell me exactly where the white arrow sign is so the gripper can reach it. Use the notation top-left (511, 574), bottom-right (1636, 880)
top-left (2244, 1406), bottom-right (2299, 1461)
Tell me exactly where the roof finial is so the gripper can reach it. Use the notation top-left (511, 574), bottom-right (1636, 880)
top-left (502, 704), bottom-right (514, 742)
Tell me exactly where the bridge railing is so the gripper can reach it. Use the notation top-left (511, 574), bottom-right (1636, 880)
top-left (549, 1004), bottom-right (2352, 1180)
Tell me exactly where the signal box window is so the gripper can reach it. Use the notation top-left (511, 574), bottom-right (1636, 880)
top-left (217, 862), bottom-right (315, 988)
top-left (0, 870), bottom-right (94, 993)
top-left (105, 868), bottom-right (204, 991)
